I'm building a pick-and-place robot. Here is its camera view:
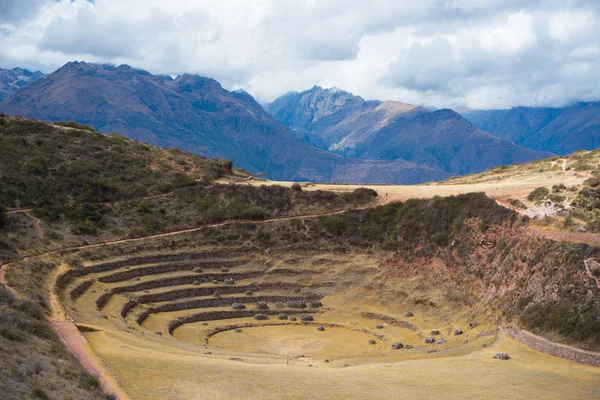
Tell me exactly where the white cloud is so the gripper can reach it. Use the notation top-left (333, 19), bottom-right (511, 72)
top-left (0, 0), bottom-right (599, 109)
top-left (549, 9), bottom-right (598, 44)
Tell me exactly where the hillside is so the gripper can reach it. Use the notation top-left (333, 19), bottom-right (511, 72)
top-left (266, 87), bottom-right (551, 175)
top-left (0, 67), bottom-right (44, 101)
top-left (0, 62), bottom-right (446, 184)
top-left (0, 116), bottom-right (382, 260)
top-left (1, 116), bottom-right (599, 399)
top-left (463, 102), bottom-right (600, 155)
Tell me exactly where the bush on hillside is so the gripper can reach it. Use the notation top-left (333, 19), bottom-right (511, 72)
top-left (584, 177), bottom-right (600, 187)
top-left (527, 187), bottom-right (549, 202)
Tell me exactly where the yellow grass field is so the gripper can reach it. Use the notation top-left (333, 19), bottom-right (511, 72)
top-left (56, 249), bottom-right (600, 399)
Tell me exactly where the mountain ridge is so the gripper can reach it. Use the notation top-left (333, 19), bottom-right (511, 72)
top-left (266, 87), bottom-right (551, 175)
top-left (463, 102), bottom-right (600, 155)
top-left (0, 62), bottom-right (447, 184)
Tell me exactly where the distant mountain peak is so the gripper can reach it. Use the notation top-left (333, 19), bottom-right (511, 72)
top-left (266, 87), bottom-right (549, 176)
top-left (463, 102), bottom-right (600, 155)
top-left (58, 60), bottom-right (91, 71)
top-left (0, 66), bottom-right (45, 101)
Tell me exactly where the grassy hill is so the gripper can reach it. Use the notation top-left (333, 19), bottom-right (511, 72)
top-left (0, 115), bottom-right (377, 260)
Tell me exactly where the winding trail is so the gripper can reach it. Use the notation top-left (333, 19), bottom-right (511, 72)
top-left (6, 207), bottom-right (34, 214)
top-left (48, 263), bottom-right (130, 399)
top-left (526, 227), bottom-right (600, 248)
top-left (24, 210), bottom-right (45, 239)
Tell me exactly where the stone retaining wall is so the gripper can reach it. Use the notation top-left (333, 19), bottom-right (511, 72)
top-left (97, 260), bottom-right (246, 283)
top-left (55, 269), bottom-right (82, 291)
top-left (136, 282), bottom-right (303, 303)
top-left (166, 309), bottom-right (318, 334)
top-left (69, 279), bottom-right (95, 301)
top-left (95, 292), bottom-right (113, 309)
top-left (508, 328), bottom-right (600, 367)
top-left (136, 295), bottom-right (319, 324)
top-left (265, 268), bottom-right (321, 275)
top-left (120, 300), bottom-right (139, 318)
top-left (85, 251), bottom-right (248, 274)
top-left (96, 271), bottom-right (265, 309)
top-left (203, 321), bottom-right (385, 344)
top-left (361, 312), bottom-right (420, 332)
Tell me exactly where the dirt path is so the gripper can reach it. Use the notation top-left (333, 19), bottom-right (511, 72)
top-left (6, 207), bottom-right (34, 214)
top-left (24, 210), bottom-right (45, 239)
top-left (526, 227), bottom-right (600, 247)
top-left (47, 262), bottom-right (131, 399)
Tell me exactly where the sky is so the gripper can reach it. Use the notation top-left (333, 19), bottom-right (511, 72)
top-left (0, 0), bottom-right (599, 109)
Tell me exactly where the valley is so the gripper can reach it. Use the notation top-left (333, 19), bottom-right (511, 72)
top-left (1, 118), bottom-right (599, 400)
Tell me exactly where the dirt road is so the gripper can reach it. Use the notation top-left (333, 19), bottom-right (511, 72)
top-left (527, 227), bottom-right (600, 247)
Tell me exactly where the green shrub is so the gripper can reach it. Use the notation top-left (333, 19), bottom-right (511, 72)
top-left (241, 206), bottom-right (266, 220)
top-left (521, 302), bottom-right (600, 345)
top-left (549, 194), bottom-right (565, 205)
top-left (584, 177), bottom-right (600, 187)
top-left (527, 187), bottom-right (549, 202)
top-left (508, 198), bottom-right (526, 209)
top-left (574, 161), bottom-right (594, 171)
top-left (81, 373), bottom-right (100, 390)
top-left (137, 200), bottom-right (151, 213)
top-left (31, 385), bottom-right (50, 399)
top-left (0, 326), bottom-right (23, 341)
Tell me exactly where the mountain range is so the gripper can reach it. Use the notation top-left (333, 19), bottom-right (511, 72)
top-left (0, 67), bottom-right (44, 101)
top-left (0, 62), bottom-right (443, 184)
top-left (4, 61), bottom-right (596, 183)
top-left (266, 86), bottom-right (550, 176)
top-left (463, 102), bottom-right (600, 155)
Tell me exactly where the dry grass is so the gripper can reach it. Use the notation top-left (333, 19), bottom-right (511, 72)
top-left (51, 249), bottom-right (600, 400)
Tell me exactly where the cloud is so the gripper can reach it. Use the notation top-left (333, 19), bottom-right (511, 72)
top-left (0, 0), bottom-right (598, 109)
top-left (0, 0), bottom-right (51, 23)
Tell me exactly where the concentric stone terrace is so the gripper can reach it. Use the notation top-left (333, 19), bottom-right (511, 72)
top-left (56, 249), bottom-right (491, 361)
